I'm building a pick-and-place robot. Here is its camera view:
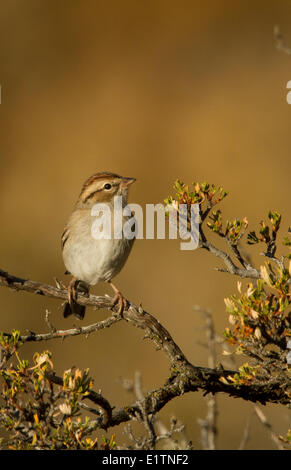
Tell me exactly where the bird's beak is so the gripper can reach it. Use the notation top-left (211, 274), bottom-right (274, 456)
top-left (120, 177), bottom-right (136, 188)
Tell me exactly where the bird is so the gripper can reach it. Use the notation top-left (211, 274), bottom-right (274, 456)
top-left (61, 172), bottom-right (136, 319)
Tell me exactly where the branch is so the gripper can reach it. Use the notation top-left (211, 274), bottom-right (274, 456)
top-left (199, 237), bottom-right (260, 280)
top-left (197, 308), bottom-right (218, 450)
top-left (19, 314), bottom-right (122, 342)
top-left (0, 268), bottom-right (290, 434)
top-left (253, 405), bottom-right (285, 450)
top-left (0, 269), bottom-right (187, 367)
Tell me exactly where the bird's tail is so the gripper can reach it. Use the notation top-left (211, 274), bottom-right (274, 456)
top-left (63, 281), bottom-right (89, 320)
top-left (63, 301), bottom-right (86, 320)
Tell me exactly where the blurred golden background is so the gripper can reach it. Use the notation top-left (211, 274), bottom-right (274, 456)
top-left (0, 0), bottom-right (291, 449)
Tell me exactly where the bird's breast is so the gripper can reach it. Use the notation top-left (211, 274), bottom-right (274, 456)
top-left (62, 209), bottom-right (135, 285)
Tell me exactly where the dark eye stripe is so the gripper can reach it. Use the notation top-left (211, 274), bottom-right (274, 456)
top-left (83, 182), bottom-right (118, 202)
top-left (83, 187), bottom-right (103, 202)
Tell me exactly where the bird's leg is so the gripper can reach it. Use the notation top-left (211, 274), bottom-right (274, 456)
top-left (108, 281), bottom-right (127, 315)
top-left (68, 276), bottom-right (78, 306)
top-left (63, 276), bottom-right (86, 319)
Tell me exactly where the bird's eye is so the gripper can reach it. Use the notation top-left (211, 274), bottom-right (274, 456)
top-left (104, 183), bottom-right (112, 190)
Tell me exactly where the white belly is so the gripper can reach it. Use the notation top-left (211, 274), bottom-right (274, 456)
top-left (63, 237), bottom-right (133, 285)
top-left (62, 209), bottom-right (135, 285)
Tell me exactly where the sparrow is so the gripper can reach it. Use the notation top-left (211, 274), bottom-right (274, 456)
top-left (62, 172), bottom-right (136, 319)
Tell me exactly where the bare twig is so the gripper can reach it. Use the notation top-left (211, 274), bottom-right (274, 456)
top-left (45, 309), bottom-right (56, 333)
top-left (195, 307), bottom-right (218, 450)
top-left (238, 415), bottom-right (252, 450)
top-left (120, 372), bottom-right (191, 449)
top-left (19, 314), bottom-right (122, 342)
top-left (133, 371), bottom-right (144, 402)
top-left (253, 405), bottom-right (285, 450)
top-left (274, 25), bottom-right (291, 55)
top-left (129, 372), bottom-right (157, 449)
top-left (199, 231), bottom-right (260, 280)
top-left (155, 417), bottom-right (191, 449)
